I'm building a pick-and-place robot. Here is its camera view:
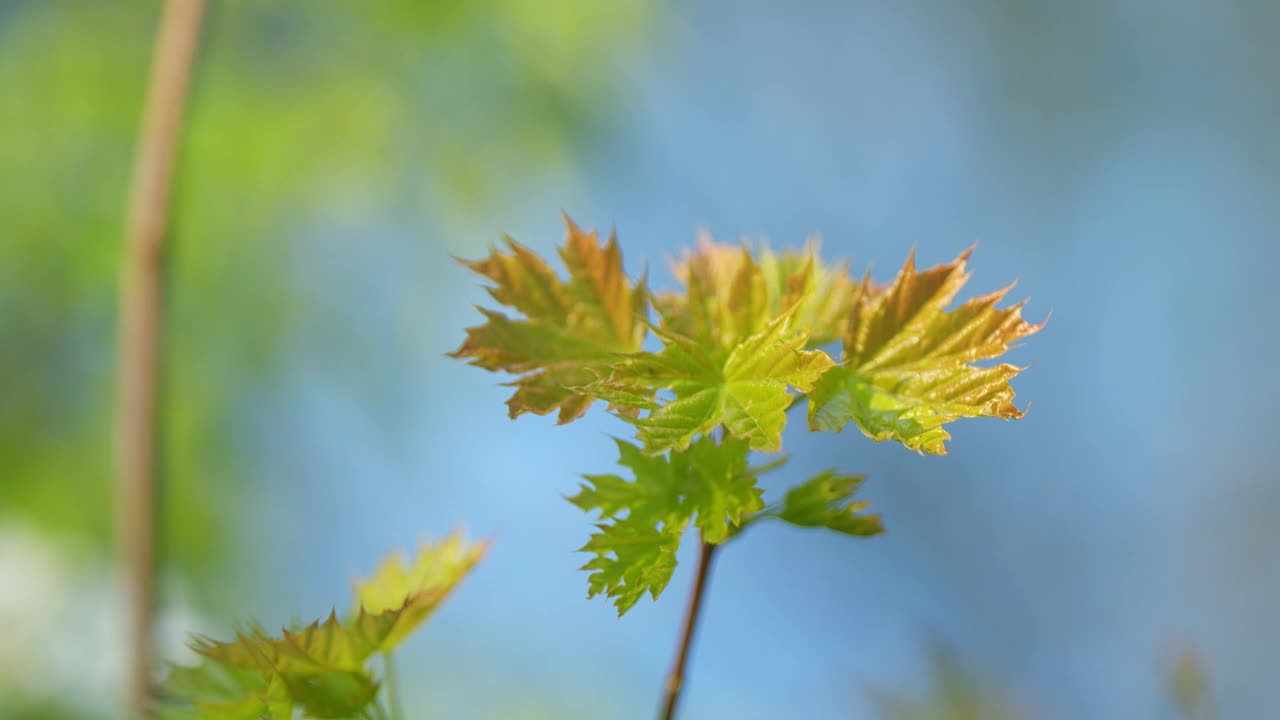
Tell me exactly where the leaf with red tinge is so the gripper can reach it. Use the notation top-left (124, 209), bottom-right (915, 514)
top-left (807, 249), bottom-right (1044, 454)
top-left (655, 234), bottom-right (859, 350)
top-left (451, 214), bottom-right (648, 423)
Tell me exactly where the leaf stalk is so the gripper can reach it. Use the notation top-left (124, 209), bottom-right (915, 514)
top-left (385, 651), bottom-right (403, 720)
top-left (659, 535), bottom-right (718, 720)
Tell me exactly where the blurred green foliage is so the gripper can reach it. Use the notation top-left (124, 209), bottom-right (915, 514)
top-left (0, 0), bottom-right (654, 586)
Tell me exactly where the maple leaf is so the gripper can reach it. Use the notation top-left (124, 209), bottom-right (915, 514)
top-left (568, 437), bottom-right (689, 528)
top-left (163, 535), bottom-right (486, 719)
top-left (588, 303), bottom-right (835, 454)
top-left (352, 530), bottom-right (489, 652)
top-left (758, 242), bottom-right (860, 346)
top-left (153, 660), bottom-right (289, 720)
top-left (189, 627), bottom-right (381, 719)
top-left (655, 234), bottom-right (859, 349)
top-left (807, 249), bottom-right (1044, 454)
top-left (775, 470), bottom-right (883, 537)
top-left (580, 518), bottom-right (682, 616)
top-left (450, 214), bottom-right (648, 423)
top-left (571, 435), bottom-right (768, 614)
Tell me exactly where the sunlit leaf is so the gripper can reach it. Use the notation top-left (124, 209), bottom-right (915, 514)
top-left (655, 235), bottom-right (857, 349)
top-left (589, 303), bottom-right (835, 454)
top-left (352, 530), bottom-right (489, 652)
top-left (451, 214), bottom-right (648, 423)
top-left (681, 434), bottom-right (767, 543)
top-left (808, 249), bottom-right (1043, 454)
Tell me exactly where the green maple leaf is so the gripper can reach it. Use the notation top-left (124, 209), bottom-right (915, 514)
top-left (579, 517), bottom-right (682, 616)
top-left (572, 435), bottom-right (770, 615)
top-left (807, 248), bottom-right (1044, 454)
top-left (655, 236), bottom-right (858, 350)
top-left (569, 437), bottom-right (688, 527)
top-left (450, 214), bottom-right (648, 423)
top-left (681, 433), bottom-right (768, 543)
top-left (589, 303), bottom-right (835, 454)
top-left (189, 628), bottom-right (381, 719)
top-left (776, 470), bottom-right (883, 537)
top-left (153, 661), bottom-right (289, 720)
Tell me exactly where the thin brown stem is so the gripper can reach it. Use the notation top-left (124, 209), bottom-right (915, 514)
top-left (659, 536), bottom-right (718, 720)
top-left (115, 0), bottom-right (206, 715)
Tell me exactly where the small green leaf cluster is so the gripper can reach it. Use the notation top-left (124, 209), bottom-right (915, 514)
top-left (454, 216), bottom-right (1041, 615)
top-left (154, 533), bottom-right (486, 719)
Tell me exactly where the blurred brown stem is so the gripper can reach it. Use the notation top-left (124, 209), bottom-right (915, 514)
top-left (659, 536), bottom-right (718, 720)
top-left (115, 0), bottom-right (205, 714)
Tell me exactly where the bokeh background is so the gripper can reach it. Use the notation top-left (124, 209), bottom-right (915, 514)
top-left (2, 1), bottom-right (1277, 718)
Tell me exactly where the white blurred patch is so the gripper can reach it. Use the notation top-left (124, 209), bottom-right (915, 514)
top-left (0, 518), bottom-right (211, 717)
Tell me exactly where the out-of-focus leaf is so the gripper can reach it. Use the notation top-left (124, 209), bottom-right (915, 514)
top-left (655, 235), bottom-right (857, 349)
top-left (161, 536), bottom-right (485, 717)
top-left (757, 241), bottom-right (859, 345)
top-left (153, 658), bottom-right (291, 720)
top-left (589, 304), bottom-right (834, 454)
top-left (1169, 647), bottom-right (1215, 720)
top-left (808, 249), bottom-right (1043, 454)
top-left (189, 627), bottom-right (381, 718)
top-left (873, 647), bottom-right (1028, 720)
top-left (776, 470), bottom-right (883, 537)
top-left (277, 670), bottom-right (379, 719)
top-left (352, 530), bottom-right (489, 652)
top-left (451, 215), bottom-right (648, 423)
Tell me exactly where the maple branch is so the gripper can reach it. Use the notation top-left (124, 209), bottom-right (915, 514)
top-left (659, 534), bottom-right (718, 720)
top-left (115, 0), bottom-right (205, 714)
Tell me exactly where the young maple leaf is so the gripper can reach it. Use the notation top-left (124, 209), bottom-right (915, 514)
top-left (655, 234), bottom-right (858, 349)
top-left (775, 470), bottom-right (883, 537)
top-left (807, 248), bottom-right (1044, 454)
top-left (571, 435), bottom-right (772, 615)
top-left (152, 660), bottom-right (290, 719)
top-left (757, 241), bottom-right (860, 346)
top-left (161, 535), bottom-right (486, 719)
top-left (185, 626), bottom-right (380, 719)
top-left (589, 302), bottom-right (835, 454)
top-left (451, 214), bottom-right (648, 424)
top-left (352, 530), bottom-right (488, 651)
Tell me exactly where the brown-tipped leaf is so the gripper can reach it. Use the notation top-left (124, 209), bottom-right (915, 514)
top-left (808, 249), bottom-right (1043, 454)
top-left (451, 214), bottom-right (648, 423)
